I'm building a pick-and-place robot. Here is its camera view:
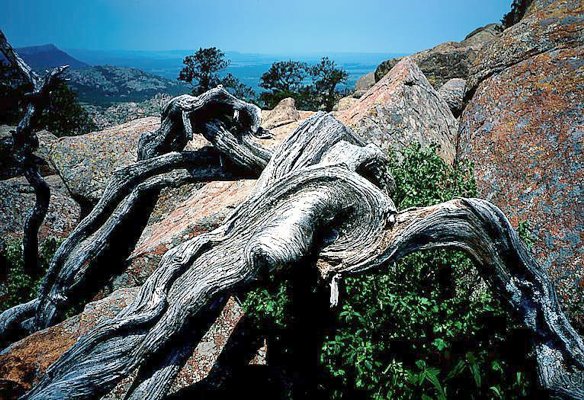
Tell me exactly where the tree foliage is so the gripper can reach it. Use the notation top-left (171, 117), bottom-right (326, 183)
top-left (243, 144), bottom-right (543, 399)
top-left (37, 79), bottom-right (97, 137)
top-left (178, 47), bottom-right (230, 95)
top-left (0, 61), bottom-right (95, 136)
top-left (259, 60), bottom-right (309, 109)
top-left (259, 58), bottom-right (348, 111)
top-left (178, 47), bottom-right (255, 101)
top-left (0, 237), bottom-right (61, 311)
top-left (501, 0), bottom-right (533, 28)
top-left (310, 57), bottom-right (349, 112)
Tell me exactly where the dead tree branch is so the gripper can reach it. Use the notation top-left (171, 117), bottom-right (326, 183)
top-left (0, 30), bottom-right (68, 278)
top-left (21, 111), bottom-right (583, 400)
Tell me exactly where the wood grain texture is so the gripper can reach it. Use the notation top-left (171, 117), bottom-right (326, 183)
top-left (20, 108), bottom-right (583, 399)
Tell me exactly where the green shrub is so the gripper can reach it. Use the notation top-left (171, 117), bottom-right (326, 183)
top-left (0, 237), bottom-right (61, 312)
top-left (243, 143), bottom-right (541, 399)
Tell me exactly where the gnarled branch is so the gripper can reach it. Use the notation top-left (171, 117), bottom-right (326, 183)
top-left (22, 111), bottom-right (583, 400)
top-left (0, 30), bottom-right (68, 278)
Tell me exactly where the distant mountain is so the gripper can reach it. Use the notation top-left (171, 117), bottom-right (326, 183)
top-left (65, 65), bottom-right (189, 106)
top-left (15, 44), bottom-right (88, 69)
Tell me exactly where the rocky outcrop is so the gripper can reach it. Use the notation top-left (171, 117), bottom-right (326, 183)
top-left (49, 117), bottom-right (161, 205)
top-left (260, 98), bottom-right (314, 149)
top-left (467, 0), bottom-right (582, 91)
top-left (438, 78), bottom-right (467, 117)
top-left (458, 0), bottom-right (583, 329)
top-left (332, 96), bottom-right (359, 111)
top-left (353, 71), bottom-right (375, 97)
top-left (375, 23), bottom-right (501, 88)
top-left (0, 175), bottom-right (80, 242)
top-left (0, 289), bottom-right (252, 398)
top-left (114, 180), bottom-right (256, 290)
top-left (337, 57), bottom-right (458, 163)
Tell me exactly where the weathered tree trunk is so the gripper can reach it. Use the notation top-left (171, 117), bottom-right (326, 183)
top-left (0, 30), bottom-right (68, 278)
top-left (18, 107), bottom-right (583, 399)
top-left (0, 88), bottom-right (269, 346)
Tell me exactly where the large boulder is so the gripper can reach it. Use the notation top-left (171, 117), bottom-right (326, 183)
top-left (47, 101), bottom-right (312, 207)
top-left (49, 117), bottom-right (161, 205)
top-left (0, 288), bottom-right (252, 398)
top-left (467, 0), bottom-right (582, 90)
top-left (116, 180), bottom-right (257, 289)
top-left (375, 23), bottom-right (501, 88)
top-left (458, 0), bottom-right (583, 329)
top-left (337, 57), bottom-right (458, 164)
top-left (0, 175), bottom-right (80, 243)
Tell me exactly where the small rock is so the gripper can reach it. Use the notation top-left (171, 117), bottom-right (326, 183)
top-left (332, 96), bottom-right (359, 111)
top-left (438, 78), bottom-right (467, 117)
top-left (261, 98), bottom-right (301, 130)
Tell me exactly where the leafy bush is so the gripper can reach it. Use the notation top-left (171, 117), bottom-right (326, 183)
top-left (0, 237), bottom-right (61, 312)
top-left (243, 144), bottom-right (543, 399)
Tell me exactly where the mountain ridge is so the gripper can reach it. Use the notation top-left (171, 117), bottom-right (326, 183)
top-left (14, 43), bottom-right (88, 69)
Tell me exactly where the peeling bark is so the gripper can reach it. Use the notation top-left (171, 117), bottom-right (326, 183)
top-left (17, 107), bottom-right (583, 399)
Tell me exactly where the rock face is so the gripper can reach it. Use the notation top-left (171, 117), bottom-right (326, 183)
top-left (467, 0), bottom-right (582, 90)
top-left (438, 78), bottom-right (467, 117)
top-left (260, 98), bottom-right (314, 149)
top-left (116, 180), bottom-right (257, 290)
top-left (49, 117), bottom-right (160, 205)
top-left (375, 23), bottom-right (501, 88)
top-left (332, 96), bottom-right (359, 111)
top-left (353, 71), bottom-right (375, 97)
top-left (458, 0), bottom-right (583, 328)
top-left (337, 57), bottom-right (458, 164)
top-left (0, 288), bottom-right (251, 398)
top-left (0, 175), bottom-right (80, 243)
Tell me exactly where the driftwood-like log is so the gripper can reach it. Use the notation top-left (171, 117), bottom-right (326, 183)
top-left (22, 111), bottom-right (583, 400)
top-left (0, 30), bottom-right (68, 278)
top-left (0, 88), bottom-right (269, 345)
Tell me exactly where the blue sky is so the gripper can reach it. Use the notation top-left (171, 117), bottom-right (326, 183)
top-left (2, 0), bottom-right (510, 54)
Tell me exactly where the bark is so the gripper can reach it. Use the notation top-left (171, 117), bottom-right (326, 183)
top-left (19, 110), bottom-right (583, 400)
top-left (0, 88), bottom-right (270, 345)
top-left (0, 30), bottom-right (67, 278)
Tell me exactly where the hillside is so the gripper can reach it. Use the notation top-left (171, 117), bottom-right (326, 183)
top-left (64, 65), bottom-right (189, 106)
top-left (15, 44), bottom-right (88, 69)
top-left (12, 44), bottom-right (190, 107)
